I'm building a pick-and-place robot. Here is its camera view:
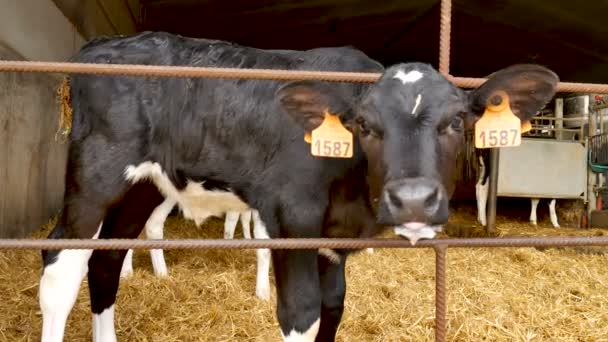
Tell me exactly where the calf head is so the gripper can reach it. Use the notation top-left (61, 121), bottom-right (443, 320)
top-left (277, 63), bottom-right (558, 243)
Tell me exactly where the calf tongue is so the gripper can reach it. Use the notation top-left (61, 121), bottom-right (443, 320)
top-left (403, 222), bottom-right (426, 230)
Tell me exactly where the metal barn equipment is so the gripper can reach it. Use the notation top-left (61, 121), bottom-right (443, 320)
top-left (481, 92), bottom-right (608, 228)
top-left (496, 138), bottom-right (587, 200)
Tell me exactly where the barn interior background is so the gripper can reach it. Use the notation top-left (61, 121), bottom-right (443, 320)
top-left (2, 0), bottom-right (608, 237)
top-left (2, 1), bottom-right (608, 341)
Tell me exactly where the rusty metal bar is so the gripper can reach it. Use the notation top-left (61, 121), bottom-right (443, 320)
top-left (434, 244), bottom-right (448, 342)
top-left (439, 0), bottom-right (452, 76)
top-left (0, 236), bottom-right (607, 250)
top-left (451, 76), bottom-right (608, 93)
top-left (0, 60), bottom-right (380, 83)
top-left (1, 61), bottom-right (608, 93)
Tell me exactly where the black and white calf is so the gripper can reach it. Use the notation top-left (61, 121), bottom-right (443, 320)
top-left (40, 31), bottom-right (558, 342)
top-left (119, 197), bottom-right (273, 301)
top-left (475, 149), bottom-right (560, 228)
top-left (117, 207), bottom-right (271, 294)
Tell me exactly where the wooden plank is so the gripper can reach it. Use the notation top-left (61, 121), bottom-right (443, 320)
top-left (0, 45), bottom-right (67, 238)
top-left (53, 0), bottom-right (135, 38)
top-left (97, 0), bottom-right (137, 34)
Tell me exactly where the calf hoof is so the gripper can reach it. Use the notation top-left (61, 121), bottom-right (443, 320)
top-left (256, 284), bottom-right (271, 301)
top-left (154, 269), bottom-right (169, 278)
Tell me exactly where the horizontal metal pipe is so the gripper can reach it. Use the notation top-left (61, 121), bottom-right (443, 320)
top-left (0, 60), bottom-right (381, 83)
top-left (0, 236), bottom-right (607, 250)
top-left (1, 61), bottom-right (608, 94)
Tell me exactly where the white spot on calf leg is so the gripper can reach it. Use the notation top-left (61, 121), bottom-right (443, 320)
top-left (253, 210), bottom-right (271, 301)
top-left (281, 318), bottom-right (321, 342)
top-left (146, 198), bottom-right (176, 277)
top-left (40, 224), bottom-right (102, 342)
top-left (92, 305), bottom-right (116, 342)
top-left (393, 69), bottom-right (423, 85)
top-left (119, 249), bottom-right (134, 278)
top-left (530, 199), bottom-right (539, 226)
top-left (549, 199), bottom-right (560, 228)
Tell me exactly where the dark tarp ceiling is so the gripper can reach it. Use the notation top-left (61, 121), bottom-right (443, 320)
top-left (138, 0), bottom-right (608, 85)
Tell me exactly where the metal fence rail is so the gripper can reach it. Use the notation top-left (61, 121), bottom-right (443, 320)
top-left (2, 60), bottom-right (608, 94)
top-left (1, 236), bottom-right (608, 341)
top-left (2, 0), bottom-right (608, 341)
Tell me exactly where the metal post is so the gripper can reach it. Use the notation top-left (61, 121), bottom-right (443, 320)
top-left (439, 0), bottom-right (452, 76)
top-left (434, 244), bottom-right (447, 342)
top-left (555, 98), bottom-right (564, 140)
top-left (486, 148), bottom-right (500, 234)
top-left (588, 95), bottom-right (597, 224)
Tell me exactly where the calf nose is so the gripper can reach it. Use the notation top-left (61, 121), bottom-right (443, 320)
top-left (383, 177), bottom-right (447, 224)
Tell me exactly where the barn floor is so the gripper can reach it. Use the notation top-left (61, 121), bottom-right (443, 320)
top-left (1, 202), bottom-right (608, 341)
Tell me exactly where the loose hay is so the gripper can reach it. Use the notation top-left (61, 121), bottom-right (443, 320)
top-left (1, 206), bottom-right (608, 341)
top-left (55, 77), bottom-right (72, 142)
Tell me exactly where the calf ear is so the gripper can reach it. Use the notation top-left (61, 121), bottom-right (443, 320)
top-left (467, 64), bottom-right (559, 122)
top-left (276, 80), bottom-right (353, 132)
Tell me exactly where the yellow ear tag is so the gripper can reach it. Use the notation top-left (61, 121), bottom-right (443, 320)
top-left (307, 111), bottom-right (353, 158)
top-left (304, 132), bottom-right (312, 143)
top-left (521, 120), bottom-right (532, 133)
top-left (474, 91), bottom-right (522, 149)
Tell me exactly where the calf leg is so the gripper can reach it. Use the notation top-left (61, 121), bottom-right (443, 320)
top-left (119, 198), bottom-right (175, 278)
top-left (240, 210), bottom-right (253, 239)
top-left (145, 197), bottom-right (177, 277)
top-left (224, 211), bottom-right (240, 239)
top-left (89, 182), bottom-right (164, 342)
top-left (273, 250), bottom-right (321, 342)
top-left (40, 178), bottom-right (113, 342)
top-left (548, 199), bottom-right (560, 228)
top-left (315, 254), bottom-right (346, 342)
top-left (40, 220), bottom-right (104, 342)
top-left (252, 210), bottom-right (271, 301)
top-left (119, 249), bottom-right (134, 278)
top-left (475, 156), bottom-right (489, 226)
top-left (530, 198), bottom-right (540, 225)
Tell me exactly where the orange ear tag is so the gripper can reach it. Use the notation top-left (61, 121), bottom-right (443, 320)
top-left (474, 91), bottom-right (522, 149)
top-left (521, 120), bottom-right (532, 133)
top-left (306, 111), bottom-right (353, 158)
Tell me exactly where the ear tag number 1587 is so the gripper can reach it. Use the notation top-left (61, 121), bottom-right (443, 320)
top-left (474, 91), bottom-right (530, 149)
top-left (306, 111), bottom-right (353, 158)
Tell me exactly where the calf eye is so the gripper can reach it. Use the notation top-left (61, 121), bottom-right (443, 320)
top-left (358, 119), bottom-right (371, 137)
top-left (450, 116), bottom-right (463, 130)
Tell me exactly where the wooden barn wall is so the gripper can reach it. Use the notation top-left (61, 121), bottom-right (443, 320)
top-left (0, 44), bottom-right (68, 238)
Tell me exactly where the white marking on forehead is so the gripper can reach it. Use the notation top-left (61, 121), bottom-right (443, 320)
top-left (393, 69), bottom-right (423, 85)
top-left (412, 94), bottom-right (422, 116)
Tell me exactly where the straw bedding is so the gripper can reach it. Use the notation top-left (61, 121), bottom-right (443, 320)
top-left (0, 202), bottom-right (607, 341)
